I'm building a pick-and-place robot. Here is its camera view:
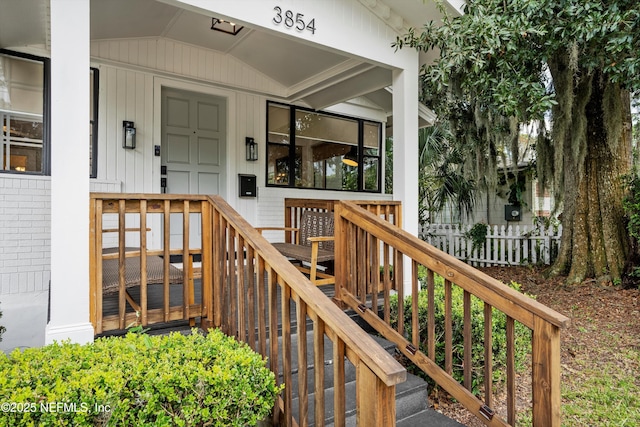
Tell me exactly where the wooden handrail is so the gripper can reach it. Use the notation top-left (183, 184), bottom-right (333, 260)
top-left (337, 201), bottom-right (568, 329)
top-left (207, 195), bottom-right (406, 387)
top-left (334, 200), bottom-right (570, 427)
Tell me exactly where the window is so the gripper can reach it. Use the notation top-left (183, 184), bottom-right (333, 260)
top-left (90, 67), bottom-right (99, 178)
top-left (266, 102), bottom-right (382, 192)
top-left (0, 49), bottom-right (49, 175)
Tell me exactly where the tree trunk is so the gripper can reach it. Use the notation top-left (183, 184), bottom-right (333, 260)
top-left (548, 61), bottom-right (632, 284)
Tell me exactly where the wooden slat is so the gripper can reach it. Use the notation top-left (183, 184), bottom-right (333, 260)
top-left (395, 250), bottom-right (404, 337)
top-left (463, 290), bottom-right (472, 391)
top-left (246, 245), bottom-right (256, 351)
top-left (282, 283), bottom-right (293, 427)
top-left (314, 318), bottom-right (326, 427)
top-left (427, 269), bottom-right (435, 361)
top-left (237, 235), bottom-right (246, 342)
top-left (213, 209), bottom-right (222, 329)
top-left (228, 226), bottom-right (237, 336)
top-left (118, 199), bottom-right (126, 330)
top-left (140, 200), bottom-right (148, 325)
top-left (506, 316), bottom-right (516, 425)
top-left (297, 300), bottom-right (309, 427)
top-left (182, 200), bottom-right (190, 321)
top-left (94, 199), bottom-right (104, 333)
top-left (267, 267), bottom-right (280, 425)
top-left (371, 234), bottom-right (380, 311)
top-left (484, 302), bottom-right (493, 408)
top-left (333, 337), bottom-right (346, 427)
top-left (383, 242), bottom-right (391, 323)
top-left (201, 201), bottom-right (213, 327)
top-left (163, 200), bottom-right (171, 323)
top-left (257, 256), bottom-right (267, 358)
top-left (411, 261), bottom-right (419, 347)
top-left (444, 279), bottom-right (453, 375)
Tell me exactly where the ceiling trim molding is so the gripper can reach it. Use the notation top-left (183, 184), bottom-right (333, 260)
top-left (358, 0), bottom-right (408, 33)
top-left (287, 60), bottom-right (375, 101)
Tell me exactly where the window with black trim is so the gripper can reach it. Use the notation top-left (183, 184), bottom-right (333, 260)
top-left (266, 102), bottom-right (382, 192)
top-left (0, 49), bottom-right (49, 175)
top-left (90, 67), bottom-right (99, 178)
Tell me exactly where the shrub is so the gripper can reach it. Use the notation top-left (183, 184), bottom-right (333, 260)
top-left (390, 271), bottom-right (532, 394)
top-left (0, 329), bottom-right (281, 427)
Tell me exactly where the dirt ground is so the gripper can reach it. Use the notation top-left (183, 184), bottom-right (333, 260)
top-left (430, 265), bottom-right (640, 426)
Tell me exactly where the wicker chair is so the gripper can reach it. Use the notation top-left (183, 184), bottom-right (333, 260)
top-left (258, 211), bottom-right (335, 286)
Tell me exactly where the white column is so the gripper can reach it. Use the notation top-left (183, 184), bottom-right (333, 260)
top-left (392, 67), bottom-right (419, 237)
top-left (45, 0), bottom-right (94, 344)
top-left (392, 65), bottom-right (419, 298)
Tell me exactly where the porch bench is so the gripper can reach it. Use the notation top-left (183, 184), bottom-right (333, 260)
top-left (257, 211), bottom-right (335, 286)
top-left (101, 247), bottom-right (194, 315)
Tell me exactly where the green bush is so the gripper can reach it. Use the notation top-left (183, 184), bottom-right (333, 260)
top-left (0, 329), bottom-right (281, 427)
top-left (390, 272), bottom-right (532, 394)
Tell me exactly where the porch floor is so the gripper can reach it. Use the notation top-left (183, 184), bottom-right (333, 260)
top-left (97, 274), bottom-right (339, 338)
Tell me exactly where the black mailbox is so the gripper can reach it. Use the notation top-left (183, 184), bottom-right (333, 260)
top-left (505, 205), bottom-right (521, 221)
top-left (239, 174), bottom-right (257, 197)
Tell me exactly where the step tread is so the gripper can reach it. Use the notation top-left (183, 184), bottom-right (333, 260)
top-left (398, 408), bottom-right (467, 427)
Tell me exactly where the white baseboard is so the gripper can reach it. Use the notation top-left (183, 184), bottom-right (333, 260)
top-left (45, 322), bottom-right (94, 346)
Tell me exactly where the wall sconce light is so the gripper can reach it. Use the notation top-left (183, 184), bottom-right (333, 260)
top-left (342, 146), bottom-right (358, 166)
top-left (211, 17), bottom-right (243, 36)
top-left (122, 121), bottom-right (136, 149)
top-left (246, 137), bottom-right (258, 161)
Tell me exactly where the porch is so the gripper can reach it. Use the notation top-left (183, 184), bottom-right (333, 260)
top-left (89, 194), bottom-right (569, 427)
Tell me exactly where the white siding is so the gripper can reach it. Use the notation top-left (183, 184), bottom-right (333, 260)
top-left (90, 37), bottom-right (391, 227)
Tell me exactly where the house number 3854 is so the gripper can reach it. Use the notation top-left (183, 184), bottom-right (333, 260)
top-left (273, 6), bottom-right (316, 34)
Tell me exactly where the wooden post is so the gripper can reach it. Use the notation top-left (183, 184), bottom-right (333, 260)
top-left (88, 198), bottom-right (97, 331)
top-left (201, 201), bottom-right (213, 329)
top-left (532, 316), bottom-right (562, 427)
top-left (356, 362), bottom-right (396, 427)
top-left (333, 203), bottom-right (347, 307)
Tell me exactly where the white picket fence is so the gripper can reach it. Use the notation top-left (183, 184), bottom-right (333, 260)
top-left (419, 223), bottom-right (563, 267)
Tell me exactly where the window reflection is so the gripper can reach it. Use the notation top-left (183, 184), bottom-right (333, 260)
top-left (1, 51), bottom-right (45, 174)
top-left (267, 102), bottom-right (381, 192)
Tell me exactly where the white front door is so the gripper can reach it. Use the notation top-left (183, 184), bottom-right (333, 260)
top-left (162, 88), bottom-right (226, 250)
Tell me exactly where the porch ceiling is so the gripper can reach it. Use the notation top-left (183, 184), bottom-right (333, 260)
top-left (0, 0), bottom-right (450, 123)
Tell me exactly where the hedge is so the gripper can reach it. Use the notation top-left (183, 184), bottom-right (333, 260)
top-left (390, 272), bottom-right (532, 394)
top-left (0, 329), bottom-right (281, 427)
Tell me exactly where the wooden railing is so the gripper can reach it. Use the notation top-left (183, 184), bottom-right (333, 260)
top-left (284, 198), bottom-right (402, 237)
top-left (89, 193), bottom-right (212, 333)
top-left (333, 201), bottom-right (570, 427)
top-left (89, 193), bottom-right (406, 426)
top-left (283, 198), bottom-right (402, 296)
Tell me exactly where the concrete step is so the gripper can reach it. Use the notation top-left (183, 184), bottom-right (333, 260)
top-left (274, 329), bottom-right (396, 391)
top-left (397, 408), bottom-right (467, 427)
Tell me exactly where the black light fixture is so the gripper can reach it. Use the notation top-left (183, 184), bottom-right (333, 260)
top-left (342, 146), bottom-right (358, 166)
top-left (246, 137), bottom-right (258, 161)
top-left (211, 17), bottom-right (243, 35)
top-left (122, 121), bottom-right (136, 149)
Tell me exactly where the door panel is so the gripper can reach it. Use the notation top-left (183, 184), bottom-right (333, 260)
top-left (166, 133), bottom-right (190, 164)
top-left (197, 136), bottom-right (220, 166)
top-left (162, 88), bottom-right (226, 251)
